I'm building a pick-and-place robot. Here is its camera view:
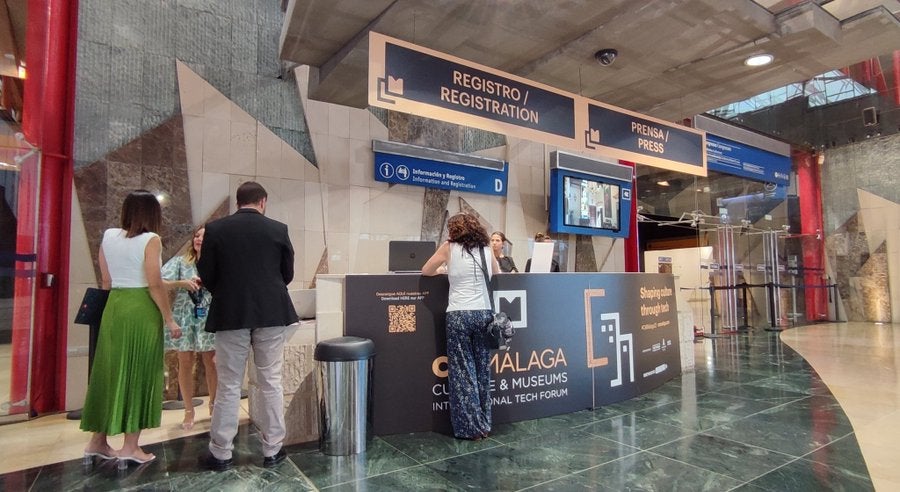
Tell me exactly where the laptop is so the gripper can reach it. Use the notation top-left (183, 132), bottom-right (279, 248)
top-left (388, 240), bottom-right (436, 273)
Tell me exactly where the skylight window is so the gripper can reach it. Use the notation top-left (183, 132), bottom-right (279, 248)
top-left (710, 70), bottom-right (876, 119)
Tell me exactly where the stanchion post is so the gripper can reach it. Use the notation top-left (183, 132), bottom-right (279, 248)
top-left (739, 283), bottom-right (752, 330)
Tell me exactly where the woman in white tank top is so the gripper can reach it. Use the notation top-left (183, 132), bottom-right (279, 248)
top-left (423, 213), bottom-right (500, 440)
top-left (80, 190), bottom-right (182, 469)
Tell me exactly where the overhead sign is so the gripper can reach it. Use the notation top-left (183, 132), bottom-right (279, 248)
top-left (585, 103), bottom-right (705, 174)
top-left (369, 32), bottom-right (707, 176)
top-left (706, 134), bottom-right (790, 185)
top-left (374, 151), bottom-right (509, 196)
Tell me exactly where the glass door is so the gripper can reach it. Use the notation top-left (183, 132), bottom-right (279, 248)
top-left (0, 132), bottom-right (38, 422)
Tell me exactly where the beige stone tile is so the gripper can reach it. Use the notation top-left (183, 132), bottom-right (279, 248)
top-left (64, 352), bottom-right (88, 410)
top-left (315, 311), bottom-right (344, 341)
top-left (369, 111), bottom-right (388, 141)
top-left (304, 99), bottom-right (329, 136)
top-left (256, 123), bottom-right (282, 179)
top-left (368, 189), bottom-right (425, 236)
top-left (305, 181), bottom-right (325, 232)
top-left (176, 61), bottom-right (206, 117)
top-left (68, 193), bottom-right (96, 285)
top-left (229, 120), bottom-right (258, 176)
top-left (328, 104), bottom-right (350, 139)
top-left (281, 138), bottom-right (308, 181)
top-left (230, 99), bottom-right (256, 126)
top-left (199, 171), bottom-right (230, 222)
top-left (348, 138), bottom-right (373, 187)
top-left (287, 228), bottom-right (307, 286)
top-left (304, 230), bottom-right (327, 285)
top-left (325, 231), bottom-right (350, 274)
top-left (276, 178), bottom-right (305, 231)
top-left (325, 184), bottom-right (351, 234)
top-left (353, 238), bottom-right (390, 274)
top-left (293, 65), bottom-right (310, 107)
top-left (322, 135), bottom-right (350, 186)
top-left (203, 79), bottom-right (231, 122)
top-left (348, 186), bottom-right (371, 234)
top-left (349, 108), bottom-right (370, 139)
top-left (201, 119), bottom-right (233, 173)
top-left (182, 114), bottom-right (205, 171)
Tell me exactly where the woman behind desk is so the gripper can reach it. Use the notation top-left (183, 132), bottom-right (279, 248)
top-left (422, 214), bottom-right (500, 440)
top-left (524, 232), bottom-right (560, 272)
top-left (490, 231), bottom-right (518, 273)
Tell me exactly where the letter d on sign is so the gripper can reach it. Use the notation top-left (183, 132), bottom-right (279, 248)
top-left (495, 179), bottom-right (503, 193)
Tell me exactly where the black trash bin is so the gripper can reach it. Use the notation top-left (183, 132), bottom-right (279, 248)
top-left (314, 336), bottom-right (376, 455)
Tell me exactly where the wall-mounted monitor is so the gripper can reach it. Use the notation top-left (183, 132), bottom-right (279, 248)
top-left (549, 152), bottom-right (633, 238)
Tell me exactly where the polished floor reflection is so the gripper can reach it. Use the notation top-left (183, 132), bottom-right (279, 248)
top-left (0, 322), bottom-right (893, 491)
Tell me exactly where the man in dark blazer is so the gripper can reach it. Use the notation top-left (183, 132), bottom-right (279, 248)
top-left (196, 181), bottom-right (299, 470)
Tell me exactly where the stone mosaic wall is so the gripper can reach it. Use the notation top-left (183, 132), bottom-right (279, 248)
top-left (822, 132), bottom-right (900, 322)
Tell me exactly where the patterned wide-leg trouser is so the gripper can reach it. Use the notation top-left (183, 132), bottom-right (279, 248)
top-left (446, 309), bottom-right (493, 439)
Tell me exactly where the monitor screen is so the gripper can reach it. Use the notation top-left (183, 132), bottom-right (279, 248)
top-left (562, 176), bottom-right (620, 231)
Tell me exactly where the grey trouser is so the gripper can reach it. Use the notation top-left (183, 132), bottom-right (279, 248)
top-left (209, 325), bottom-right (287, 460)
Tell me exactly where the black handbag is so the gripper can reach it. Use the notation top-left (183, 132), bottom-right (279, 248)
top-left (477, 248), bottom-right (514, 351)
top-left (74, 287), bottom-right (110, 326)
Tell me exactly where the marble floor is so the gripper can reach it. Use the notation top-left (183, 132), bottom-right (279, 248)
top-left (0, 322), bottom-right (894, 491)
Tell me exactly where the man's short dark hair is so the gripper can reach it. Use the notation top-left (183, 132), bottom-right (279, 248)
top-left (236, 181), bottom-right (267, 206)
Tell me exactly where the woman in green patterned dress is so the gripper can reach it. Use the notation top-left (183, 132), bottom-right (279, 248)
top-left (162, 225), bottom-right (216, 430)
top-left (80, 190), bottom-right (182, 468)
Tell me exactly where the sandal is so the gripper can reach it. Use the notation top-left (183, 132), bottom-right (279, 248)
top-left (182, 409), bottom-right (195, 430)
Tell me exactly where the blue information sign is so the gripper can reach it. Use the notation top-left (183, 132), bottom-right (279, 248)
top-left (707, 134), bottom-right (790, 185)
top-left (374, 151), bottom-right (509, 196)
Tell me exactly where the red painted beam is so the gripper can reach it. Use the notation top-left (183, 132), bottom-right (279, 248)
top-left (893, 50), bottom-right (900, 106)
top-left (17, 0), bottom-right (77, 413)
top-left (795, 150), bottom-right (828, 320)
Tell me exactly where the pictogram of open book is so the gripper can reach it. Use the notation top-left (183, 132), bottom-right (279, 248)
top-left (584, 128), bottom-right (602, 149)
top-left (377, 75), bottom-right (404, 103)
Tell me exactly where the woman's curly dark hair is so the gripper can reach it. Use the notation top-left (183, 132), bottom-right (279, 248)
top-left (447, 213), bottom-right (489, 252)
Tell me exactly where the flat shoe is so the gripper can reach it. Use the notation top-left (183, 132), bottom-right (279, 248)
top-left (117, 453), bottom-right (156, 470)
top-left (83, 451), bottom-right (117, 460)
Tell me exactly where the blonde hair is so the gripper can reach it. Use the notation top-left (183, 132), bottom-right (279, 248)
top-left (184, 224), bottom-right (205, 264)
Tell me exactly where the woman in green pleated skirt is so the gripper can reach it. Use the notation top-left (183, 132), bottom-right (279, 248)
top-left (80, 190), bottom-right (182, 467)
top-left (79, 288), bottom-right (165, 435)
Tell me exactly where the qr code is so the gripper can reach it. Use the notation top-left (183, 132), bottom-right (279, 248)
top-left (388, 304), bottom-right (416, 333)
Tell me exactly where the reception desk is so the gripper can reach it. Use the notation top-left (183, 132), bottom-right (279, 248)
top-left (325, 272), bottom-right (682, 436)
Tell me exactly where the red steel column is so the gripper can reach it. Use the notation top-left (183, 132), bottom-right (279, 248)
top-left (19, 0), bottom-right (77, 413)
top-left (795, 150), bottom-right (827, 320)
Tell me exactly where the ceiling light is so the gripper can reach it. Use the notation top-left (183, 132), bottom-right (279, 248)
top-left (657, 180), bottom-right (670, 186)
top-left (744, 54), bottom-right (773, 67)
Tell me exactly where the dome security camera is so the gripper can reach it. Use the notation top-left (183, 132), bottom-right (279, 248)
top-left (594, 49), bottom-right (618, 66)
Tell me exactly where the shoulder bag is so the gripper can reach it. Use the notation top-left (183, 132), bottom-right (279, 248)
top-left (477, 247), bottom-right (515, 351)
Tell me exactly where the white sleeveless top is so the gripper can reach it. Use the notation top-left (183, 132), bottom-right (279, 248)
top-left (101, 228), bottom-right (157, 288)
top-left (447, 243), bottom-right (492, 312)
